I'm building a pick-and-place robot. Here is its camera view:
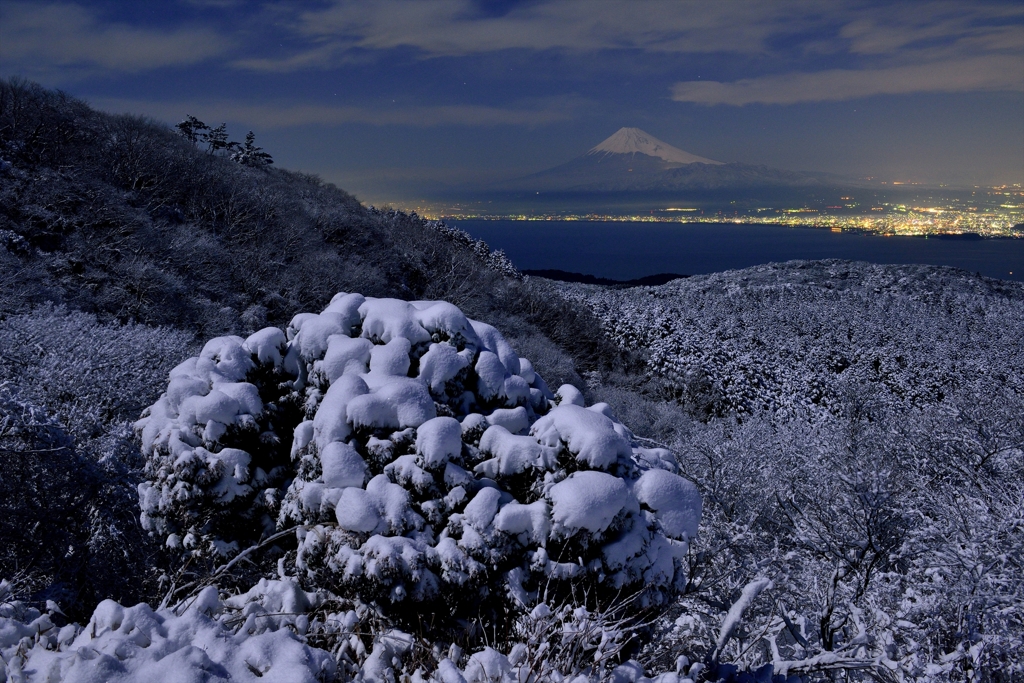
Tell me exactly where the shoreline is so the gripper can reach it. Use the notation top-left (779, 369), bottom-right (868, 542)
top-left (438, 215), bottom-right (1023, 240)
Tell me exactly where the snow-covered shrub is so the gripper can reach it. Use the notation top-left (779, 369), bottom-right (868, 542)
top-left (138, 293), bottom-right (701, 643)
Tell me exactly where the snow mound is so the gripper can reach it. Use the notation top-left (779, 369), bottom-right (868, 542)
top-left (550, 471), bottom-right (635, 534)
top-left (0, 579), bottom-right (702, 683)
top-left (1, 586), bottom-right (334, 683)
top-left (632, 468), bottom-right (702, 541)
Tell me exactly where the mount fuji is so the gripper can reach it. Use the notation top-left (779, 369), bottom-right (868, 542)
top-left (587, 127), bottom-right (723, 166)
top-left (491, 127), bottom-right (849, 196)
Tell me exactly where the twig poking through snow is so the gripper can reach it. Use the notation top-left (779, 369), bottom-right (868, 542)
top-left (713, 576), bottom-right (773, 662)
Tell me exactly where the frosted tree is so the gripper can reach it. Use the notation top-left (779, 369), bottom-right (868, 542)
top-left (231, 130), bottom-right (273, 167)
top-left (174, 115), bottom-right (209, 145)
top-left (204, 123), bottom-right (237, 155)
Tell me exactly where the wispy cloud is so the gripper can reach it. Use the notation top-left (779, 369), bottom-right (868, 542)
top-left (233, 0), bottom-right (1024, 110)
top-left (670, 55), bottom-right (1024, 105)
top-left (234, 0), bottom-right (815, 71)
top-left (0, 2), bottom-right (232, 74)
top-left (235, 0), bottom-right (1023, 67)
top-left (87, 97), bottom-right (579, 128)
top-left (837, 3), bottom-right (1024, 56)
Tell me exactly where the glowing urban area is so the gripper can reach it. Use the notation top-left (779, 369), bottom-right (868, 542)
top-left (408, 184), bottom-right (1024, 238)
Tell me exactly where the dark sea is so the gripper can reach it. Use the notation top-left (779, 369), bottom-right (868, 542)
top-left (450, 220), bottom-right (1024, 283)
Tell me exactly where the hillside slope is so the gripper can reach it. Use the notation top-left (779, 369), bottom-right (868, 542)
top-left (0, 79), bottom-right (615, 379)
top-left (556, 259), bottom-right (1024, 418)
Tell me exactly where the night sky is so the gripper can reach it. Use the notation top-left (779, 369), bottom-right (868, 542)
top-left (2, 0), bottom-right (1022, 204)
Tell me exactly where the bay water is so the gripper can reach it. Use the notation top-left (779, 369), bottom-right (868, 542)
top-left (450, 220), bottom-right (1024, 283)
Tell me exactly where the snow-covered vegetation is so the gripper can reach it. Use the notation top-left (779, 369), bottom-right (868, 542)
top-left (556, 261), bottom-right (1024, 420)
top-left (139, 293), bottom-right (700, 641)
top-left (0, 306), bottom-right (193, 617)
top-left (556, 261), bottom-right (1024, 680)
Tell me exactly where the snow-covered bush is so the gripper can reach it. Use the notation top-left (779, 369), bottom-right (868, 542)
top-left (138, 293), bottom-right (701, 643)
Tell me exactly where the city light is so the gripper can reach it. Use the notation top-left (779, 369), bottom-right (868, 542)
top-left (402, 184), bottom-right (1024, 239)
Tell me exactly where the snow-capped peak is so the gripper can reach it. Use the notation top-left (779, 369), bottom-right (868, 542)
top-left (588, 127), bottom-right (722, 165)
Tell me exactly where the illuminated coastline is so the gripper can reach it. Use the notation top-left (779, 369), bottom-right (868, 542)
top-left (399, 184), bottom-right (1024, 238)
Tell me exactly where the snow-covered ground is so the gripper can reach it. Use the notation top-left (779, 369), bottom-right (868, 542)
top-left (3, 261), bottom-right (1022, 681)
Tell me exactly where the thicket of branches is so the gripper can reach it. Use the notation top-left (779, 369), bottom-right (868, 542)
top-left (562, 264), bottom-right (1024, 681)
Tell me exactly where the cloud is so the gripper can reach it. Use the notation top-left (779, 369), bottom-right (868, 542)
top-left (0, 2), bottom-right (232, 73)
top-left (233, 0), bottom-right (1023, 72)
top-left (670, 55), bottom-right (1024, 105)
top-left (837, 4), bottom-right (1024, 56)
top-left (233, 0), bottom-right (817, 71)
top-left (87, 97), bottom-right (578, 128)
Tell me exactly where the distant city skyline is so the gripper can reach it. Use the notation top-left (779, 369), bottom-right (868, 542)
top-left (2, 0), bottom-right (1022, 203)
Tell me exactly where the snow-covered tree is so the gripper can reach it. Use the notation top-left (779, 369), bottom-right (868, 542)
top-left (174, 115), bottom-right (209, 145)
top-left (205, 123), bottom-right (237, 156)
top-left (231, 131), bottom-right (273, 167)
top-left (137, 293), bottom-right (701, 643)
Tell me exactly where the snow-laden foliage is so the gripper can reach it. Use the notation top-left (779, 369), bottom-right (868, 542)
top-left (559, 261), bottom-right (1024, 681)
top-left (557, 260), bottom-right (1024, 419)
top-left (0, 306), bottom-right (193, 618)
top-left (137, 293), bottom-right (701, 640)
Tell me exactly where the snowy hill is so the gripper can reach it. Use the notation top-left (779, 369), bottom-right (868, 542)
top-left (554, 259), bottom-right (1024, 418)
top-left (550, 260), bottom-right (1024, 677)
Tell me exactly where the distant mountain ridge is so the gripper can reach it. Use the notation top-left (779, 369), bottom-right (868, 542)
top-left (492, 127), bottom-right (854, 195)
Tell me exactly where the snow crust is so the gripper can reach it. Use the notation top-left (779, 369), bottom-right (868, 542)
top-left (1, 581), bottom-right (334, 683)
